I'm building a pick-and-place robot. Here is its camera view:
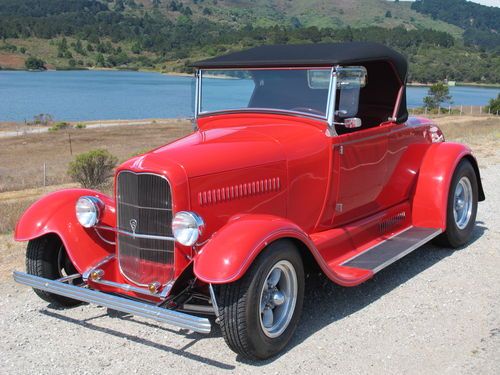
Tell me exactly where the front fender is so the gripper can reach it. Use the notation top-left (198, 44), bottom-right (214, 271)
top-left (412, 142), bottom-right (484, 229)
top-left (15, 189), bottom-right (116, 273)
top-left (193, 215), bottom-right (313, 284)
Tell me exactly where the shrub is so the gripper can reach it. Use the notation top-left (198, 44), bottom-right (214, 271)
top-left (31, 113), bottom-right (53, 126)
top-left (68, 149), bottom-right (118, 189)
top-left (75, 123), bottom-right (86, 129)
top-left (25, 56), bottom-right (46, 70)
top-left (486, 94), bottom-right (500, 114)
top-left (48, 121), bottom-right (70, 131)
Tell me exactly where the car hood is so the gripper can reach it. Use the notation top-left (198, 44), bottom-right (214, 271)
top-left (121, 126), bottom-right (287, 178)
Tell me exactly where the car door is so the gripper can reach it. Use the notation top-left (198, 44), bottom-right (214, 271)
top-left (330, 125), bottom-right (391, 227)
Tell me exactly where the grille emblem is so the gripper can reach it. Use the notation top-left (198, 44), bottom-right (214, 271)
top-left (129, 219), bottom-right (138, 235)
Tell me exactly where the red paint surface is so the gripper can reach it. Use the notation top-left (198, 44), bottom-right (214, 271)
top-left (15, 189), bottom-right (115, 273)
top-left (15, 112), bottom-right (480, 293)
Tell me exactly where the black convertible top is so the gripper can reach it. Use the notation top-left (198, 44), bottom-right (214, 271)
top-left (192, 42), bottom-right (408, 84)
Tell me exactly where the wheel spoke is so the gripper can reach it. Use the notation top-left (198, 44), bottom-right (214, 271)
top-left (260, 296), bottom-right (267, 312)
top-left (262, 307), bottom-right (274, 328)
top-left (267, 268), bottom-right (282, 288)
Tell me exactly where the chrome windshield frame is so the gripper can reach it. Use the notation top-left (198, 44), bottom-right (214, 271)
top-left (326, 66), bottom-right (338, 135)
top-left (194, 67), bottom-right (337, 122)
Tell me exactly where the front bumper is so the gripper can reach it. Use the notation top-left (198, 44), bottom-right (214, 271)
top-left (13, 271), bottom-right (211, 334)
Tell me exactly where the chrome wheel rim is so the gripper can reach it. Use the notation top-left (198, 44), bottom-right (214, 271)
top-left (453, 176), bottom-right (473, 230)
top-left (259, 260), bottom-right (298, 338)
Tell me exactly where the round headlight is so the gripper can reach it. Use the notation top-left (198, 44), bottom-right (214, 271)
top-left (75, 196), bottom-right (103, 228)
top-left (172, 211), bottom-right (204, 246)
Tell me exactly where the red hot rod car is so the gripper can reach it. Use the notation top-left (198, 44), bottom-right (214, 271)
top-left (13, 42), bottom-right (484, 359)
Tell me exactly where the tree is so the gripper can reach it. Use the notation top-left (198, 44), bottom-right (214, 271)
top-left (486, 94), bottom-right (500, 114)
top-left (68, 149), bottom-right (118, 189)
top-left (385, 11), bottom-right (392, 18)
top-left (95, 53), bottom-right (106, 67)
top-left (423, 82), bottom-right (452, 109)
top-left (25, 56), bottom-right (45, 70)
top-left (115, 0), bottom-right (125, 12)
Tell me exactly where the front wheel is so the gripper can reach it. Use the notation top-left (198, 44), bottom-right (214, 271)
top-left (26, 235), bottom-right (82, 307)
top-left (435, 159), bottom-right (478, 248)
top-left (217, 240), bottom-right (304, 360)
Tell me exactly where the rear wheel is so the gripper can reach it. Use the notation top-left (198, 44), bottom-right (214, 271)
top-left (217, 240), bottom-right (304, 360)
top-left (26, 235), bottom-right (82, 307)
top-left (435, 159), bottom-right (478, 248)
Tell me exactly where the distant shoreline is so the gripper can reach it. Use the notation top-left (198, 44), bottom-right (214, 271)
top-left (407, 82), bottom-right (500, 88)
top-left (1, 68), bottom-right (499, 87)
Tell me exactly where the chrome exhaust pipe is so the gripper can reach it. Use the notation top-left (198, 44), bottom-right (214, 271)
top-left (13, 271), bottom-right (211, 334)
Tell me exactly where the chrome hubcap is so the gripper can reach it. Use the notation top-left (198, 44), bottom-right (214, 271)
top-left (259, 260), bottom-right (297, 338)
top-left (453, 176), bottom-right (473, 230)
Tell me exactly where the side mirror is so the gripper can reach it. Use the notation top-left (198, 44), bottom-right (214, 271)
top-left (344, 117), bottom-right (362, 128)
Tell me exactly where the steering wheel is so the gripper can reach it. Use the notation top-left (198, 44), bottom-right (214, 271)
top-left (290, 107), bottom-right (325, 116)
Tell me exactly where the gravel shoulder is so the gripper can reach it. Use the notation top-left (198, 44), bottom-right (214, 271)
top-left (1, 158), bottom-right (499, 374)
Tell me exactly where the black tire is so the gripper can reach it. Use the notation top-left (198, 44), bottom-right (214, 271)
top-left (217, 240), bottom-right (304, 360)
top-left (434, 159), bottom-right (478, 248)
top-left (26, 235), bottom-right (82, 307)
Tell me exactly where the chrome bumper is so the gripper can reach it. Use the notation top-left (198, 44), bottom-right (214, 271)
top-left (13, 271), bottom-right (211, 334)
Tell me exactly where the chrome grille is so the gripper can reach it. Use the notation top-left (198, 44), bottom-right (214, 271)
top-left (117, 171), bottom-right (174, 285)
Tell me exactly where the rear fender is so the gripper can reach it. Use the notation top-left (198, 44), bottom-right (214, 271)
top-left (14, 189), bottom-right (116, 273)
top-left (412, 142), bottom-right (484, 229)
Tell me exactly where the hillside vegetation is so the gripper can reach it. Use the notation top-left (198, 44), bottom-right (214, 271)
top-left (0, 0), bottom-right (498, 84)
top-left (411, 0), bottom-right (500, 50)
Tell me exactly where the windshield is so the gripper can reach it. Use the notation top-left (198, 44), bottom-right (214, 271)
top-left (199, 68), bottom-right (332, 118)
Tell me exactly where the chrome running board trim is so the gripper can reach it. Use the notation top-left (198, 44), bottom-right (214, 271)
top-left (13, 271), bottom-right (211, 334)
top-left (342, 227), bottom-right (442, 273)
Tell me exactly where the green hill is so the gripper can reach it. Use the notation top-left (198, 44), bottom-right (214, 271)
top-left (411, 0), bottom-right (500, 50)
top-left (0, 0), bottom-right (498, 84)
top-left (143, 0), bottom-right (462, 34)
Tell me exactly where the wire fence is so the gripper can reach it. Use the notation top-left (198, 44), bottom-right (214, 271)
top-left (409, 105), bottom-right (499, 117)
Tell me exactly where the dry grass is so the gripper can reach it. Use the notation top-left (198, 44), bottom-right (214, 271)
top-left (433, 116), bottom-right (500, 166)
top-left (0, 199), bottom-right (36, 234)
top-left (0, 119), bottom-right (190, 235)
top-left (0, 233), bottom-right (24, 281)
top-left (0, 184), bottom-right (78, 234)
top-left (0, 118), bottom-right (191, 192)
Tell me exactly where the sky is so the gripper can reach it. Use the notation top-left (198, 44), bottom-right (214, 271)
top-left (469, 0), bottom-right (500, 5)
top-left (398, 0), bottom-right (500, 7)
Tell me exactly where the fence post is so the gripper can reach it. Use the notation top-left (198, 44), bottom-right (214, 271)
top-left (448, 105), bottom-right (451, 114)
top-left (460, 105), bottom-right (463, 115)
top-left (480, 106), bottom-right (482, 115)
top-left (68, 133), bottom-right (73, 155)
top-left (43, 163), bottom-right (46, 187)
top-left (470, 106), bottom-right (473, 115)
top-left (424, 107), bottom-right (427, 115)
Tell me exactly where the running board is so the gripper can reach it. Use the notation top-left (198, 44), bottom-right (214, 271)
top-left (342, 227), bottom-right (442, 273)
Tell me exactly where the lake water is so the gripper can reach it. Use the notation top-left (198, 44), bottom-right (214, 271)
top-left (0, 70), bottom-right (498, 122)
